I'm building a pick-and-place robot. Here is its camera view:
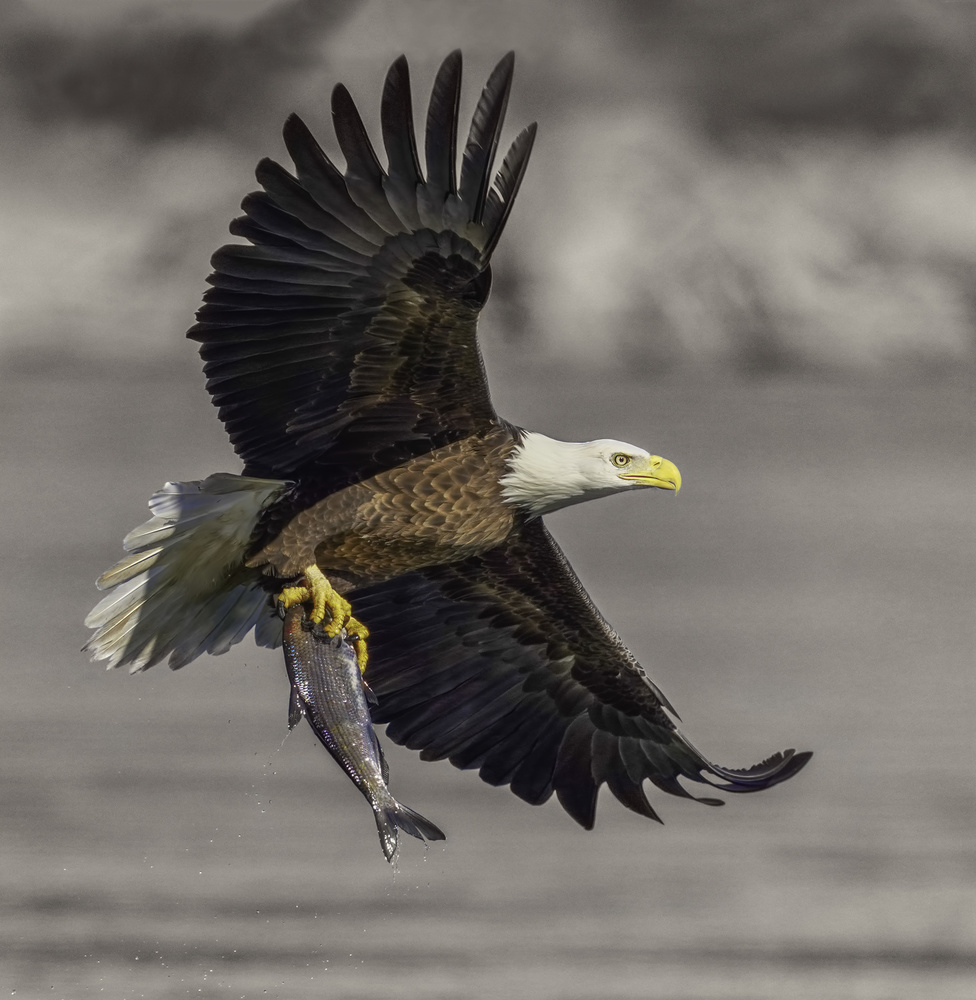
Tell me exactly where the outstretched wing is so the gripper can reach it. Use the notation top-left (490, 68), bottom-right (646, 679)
top-left (188, 51), bottom-right (536, 487)
top-left (354, 518), bottom-right (811, 829)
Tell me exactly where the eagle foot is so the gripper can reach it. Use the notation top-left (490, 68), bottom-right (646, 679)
top-left (276, 565), bottom-right (370, 674)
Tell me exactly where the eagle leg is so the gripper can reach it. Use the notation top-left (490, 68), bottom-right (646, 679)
top-left (276, 565), bottom-right (370, 674)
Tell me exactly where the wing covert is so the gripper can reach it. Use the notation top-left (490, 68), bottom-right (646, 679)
top-left (354, 518), bottom-right (811, 829)
top-left (188, 51), bottom-right (537, 488)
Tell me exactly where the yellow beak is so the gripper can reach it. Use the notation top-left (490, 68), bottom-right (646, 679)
top-left (619, 455), bottom-right (681, 493)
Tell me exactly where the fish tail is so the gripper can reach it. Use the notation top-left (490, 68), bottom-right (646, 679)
top-left (373, 796), bottom-right (446, 863)
top-left (84, 473), bottom-right (288, 672)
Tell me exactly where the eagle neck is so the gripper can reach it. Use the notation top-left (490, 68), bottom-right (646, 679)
top-left (500, 431), bottom-right (606, 517)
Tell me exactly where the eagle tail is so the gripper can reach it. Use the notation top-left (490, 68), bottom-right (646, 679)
top-left (84, 473), bottom-right (288, 672)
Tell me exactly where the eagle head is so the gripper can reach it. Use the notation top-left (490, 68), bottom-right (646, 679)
top-left (500, 432), bottom-right (680, 517)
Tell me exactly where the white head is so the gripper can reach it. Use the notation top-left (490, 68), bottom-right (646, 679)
top-left (500, 432), bottom-right (681, 518)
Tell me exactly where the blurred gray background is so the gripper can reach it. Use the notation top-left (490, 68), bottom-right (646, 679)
top-left (2, 1), bottom-right (973, 997)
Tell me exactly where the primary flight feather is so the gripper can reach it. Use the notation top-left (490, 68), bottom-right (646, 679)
top-left (86, 51), bottom-right (810, 832)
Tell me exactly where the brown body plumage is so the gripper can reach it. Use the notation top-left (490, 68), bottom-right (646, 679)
top-left (250, 427), bottom-right (519, 587)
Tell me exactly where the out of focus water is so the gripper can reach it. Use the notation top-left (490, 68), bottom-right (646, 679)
top-left (1, 359), bottom-right (973, 998)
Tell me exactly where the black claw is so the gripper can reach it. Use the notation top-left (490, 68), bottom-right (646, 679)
top-left (308, 620), bottom-right (329, 641)
top-left (276, 600), bottom-right (287, 621)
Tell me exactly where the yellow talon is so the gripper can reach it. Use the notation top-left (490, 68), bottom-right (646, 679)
top-left (278, 565), bottom-right (344, 631)
top-left (278, 582), bottom-right (313, 612)
top-left (346, 616), bottom-right (370, 675)
top-left (277, 565), bottom-right (370, 674)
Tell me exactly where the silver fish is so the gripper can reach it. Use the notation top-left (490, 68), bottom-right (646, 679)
top-left (282, 605), bottom-right (445, 862)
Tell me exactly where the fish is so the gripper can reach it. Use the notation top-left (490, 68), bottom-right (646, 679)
top-left (281, 604), bottom-right (446, 862)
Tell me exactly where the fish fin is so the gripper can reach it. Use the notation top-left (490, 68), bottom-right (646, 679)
top-left (371, 789), bottom-right (446, 863)
top-left (376, 738), bottom-right (390, 784)
top-left (374, 809), bottom-right (399, 863)
top-left (362, 678), bottom-right (378, 706)
top-left (386, 801), bottom-right (447, 847)
top-left (287, 685), bottom-right (304, 730)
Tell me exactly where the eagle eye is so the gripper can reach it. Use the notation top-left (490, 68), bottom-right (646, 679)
top-left (611, 453), bottom-right (631, 468)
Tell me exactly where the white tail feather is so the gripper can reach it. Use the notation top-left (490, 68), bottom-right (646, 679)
top-left (85, 473), bottom-right (288, 672)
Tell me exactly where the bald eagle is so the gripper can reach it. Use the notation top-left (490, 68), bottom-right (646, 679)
top-left (86, 52), bottom-right (810, 829)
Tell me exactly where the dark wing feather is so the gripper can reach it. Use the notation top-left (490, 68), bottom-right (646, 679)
top-left (423, 50), bottom-right (462, 208)
top-left (355, 518), bottom-right (811, 829)
top-left (458, 52), bottom-right (514, 225)
top-left (331, 82), bottom-right (406, 235)
top-left (380, 56), bottom-right (424, 230)
top-left (188, 52), bottom-right (536, 488)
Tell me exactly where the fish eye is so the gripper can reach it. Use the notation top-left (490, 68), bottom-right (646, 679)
top-left (611, 453), bottom-right (631, 467)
